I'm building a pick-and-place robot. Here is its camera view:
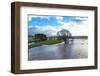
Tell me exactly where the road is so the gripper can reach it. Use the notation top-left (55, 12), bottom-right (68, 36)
top-left (28, 39), bottom-right (88, 60)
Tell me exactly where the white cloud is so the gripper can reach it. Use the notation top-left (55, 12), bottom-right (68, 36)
top-left (30, 25), bottom-right (59, 36)
top-left (57, 21), bottom-right (88, 36)
top-left (74, 16), bottom-right (87, 20)
top-left (28, 15), bottom-right (50, 21)
top-left (56, 16), bottom-right (63, 21)
top-left (29, 16), bottom-right (88, 36)
top-left (30, 20), bottom-right (88, 36)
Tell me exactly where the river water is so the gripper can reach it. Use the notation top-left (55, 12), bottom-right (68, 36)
top-left (28, 39), bottom-right (88, 60)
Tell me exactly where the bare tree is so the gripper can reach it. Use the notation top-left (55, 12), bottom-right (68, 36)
top-left (57, 29), bottom-right (72, 44)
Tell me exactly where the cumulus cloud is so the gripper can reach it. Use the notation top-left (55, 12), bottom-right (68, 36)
top-left (28, 25), bottom-right (59, 36)
top-left (28, 15), bottom-right (88, 36)
top-left (29, 21), bottom-right (88, 36)
top-left (58, 20), bottom-right (88, 36)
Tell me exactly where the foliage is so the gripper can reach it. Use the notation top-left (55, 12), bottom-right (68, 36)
top-left (57, 29), bottom-right (72, 44)
top-left (34, 33), bottom-right (47, 42)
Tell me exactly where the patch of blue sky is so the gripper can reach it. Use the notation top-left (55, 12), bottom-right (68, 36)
top-left (28, 16), bottom-right (61, 27)
top-left (28, 15), bottom-right (88, 36)
top-left (62, 16), bottom-right (87, 23)
top-left (28, 15), bottom-right (87, 28)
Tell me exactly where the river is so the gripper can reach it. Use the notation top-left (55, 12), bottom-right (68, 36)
top-left (28, 38), bottom-right (88, 60)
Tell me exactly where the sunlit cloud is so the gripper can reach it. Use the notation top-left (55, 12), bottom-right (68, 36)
top-left (28, 15), bottom-right (88, 36)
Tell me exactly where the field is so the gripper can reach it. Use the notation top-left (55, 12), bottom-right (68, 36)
top-left (28, 36), bottom-right (63, 48)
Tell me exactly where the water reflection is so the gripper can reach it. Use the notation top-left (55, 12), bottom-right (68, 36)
top-left (28, 39), bottom-right (88, 60)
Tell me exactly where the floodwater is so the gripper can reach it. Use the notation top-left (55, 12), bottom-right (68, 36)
top-left (28, 39), bottom-right (88, 60)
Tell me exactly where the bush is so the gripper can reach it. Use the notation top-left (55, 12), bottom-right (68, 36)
top-left (34, 34), bottom-right (47, 42)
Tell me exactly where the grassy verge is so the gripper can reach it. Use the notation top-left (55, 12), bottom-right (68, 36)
top-left (28, 43), bottom-right (42, 48)
top-left (28, 39), bottom-right (63, 48)
top-left (28, 37), bottom-right (35, 43)
top-left (40, 40), bottom-right (63, 45)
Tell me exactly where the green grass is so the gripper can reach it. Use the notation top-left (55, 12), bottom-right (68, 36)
top-left (40, 40), bottom-right (63, 45)
top-left (28, 43), bottom-right (42, 48)
top-left (28, 39), bottom-right (63, 48)
top-left (28, 36), bottom-right (35, 43)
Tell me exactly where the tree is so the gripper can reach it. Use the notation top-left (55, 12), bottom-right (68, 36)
top-left (57, 29), bottom-right (72, 44)
top-left (34, 33), bottom-right (47, 42)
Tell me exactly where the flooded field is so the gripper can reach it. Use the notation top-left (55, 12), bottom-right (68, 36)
top-left (28, 38), bottom-right (88, 60)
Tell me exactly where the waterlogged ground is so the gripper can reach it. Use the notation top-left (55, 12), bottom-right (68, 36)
top-left (28, 39), bottom-right (88, 60)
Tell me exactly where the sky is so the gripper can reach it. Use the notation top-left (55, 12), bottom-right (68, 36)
top-left (28, 15), bottom-right (88, 36)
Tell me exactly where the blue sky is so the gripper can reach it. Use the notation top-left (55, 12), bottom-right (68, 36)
top-left (28, 15), bottom-right (88, 36)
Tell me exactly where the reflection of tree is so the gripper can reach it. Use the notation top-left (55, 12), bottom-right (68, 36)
top-left (57, 29), bottom-right (73, 44)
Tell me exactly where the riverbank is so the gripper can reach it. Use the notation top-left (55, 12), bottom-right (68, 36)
top-left (28, 39), bottom-right (63, 48)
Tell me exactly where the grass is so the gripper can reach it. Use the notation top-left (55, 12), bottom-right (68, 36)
top-left (28, 37), bottom-right (35, 43)
top-left (28, 43), bottom-right (42, 48)
top-left (28, 39), bottom-right (63, 48)
top-left (40, 40), bottom-right (63, 45)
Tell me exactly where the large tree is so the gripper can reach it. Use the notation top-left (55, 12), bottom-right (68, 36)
top-left (57, 29), bottom-right (72, 44)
